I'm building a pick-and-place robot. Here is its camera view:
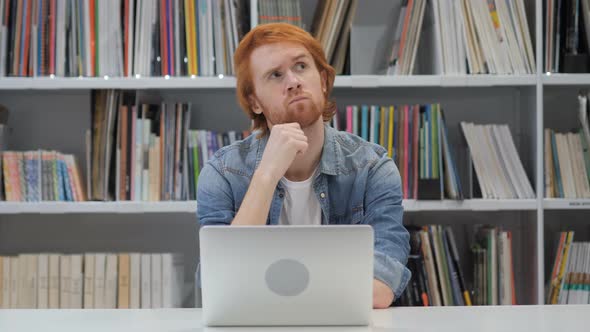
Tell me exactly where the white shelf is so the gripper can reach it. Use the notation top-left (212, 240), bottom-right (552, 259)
top-left (335, 75), bottom-right (537, 87)
top-left (403, 199), bottom-right (537, 211)
top-left (0, 201), bottom-right (197, 214)
top-left (0, 75), bottom-right (537, 90)
top-left (0, 76), bottom-right (237, 90)
top-left (543, 199), bottom-right (590, 210)
top-left (0, 199), bottom-right (539, 214)
top-left (542, 74), bottom-right (590, 85)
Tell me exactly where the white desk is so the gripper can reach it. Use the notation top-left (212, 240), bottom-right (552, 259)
top-left (0, 305), bottom-right (588, 331)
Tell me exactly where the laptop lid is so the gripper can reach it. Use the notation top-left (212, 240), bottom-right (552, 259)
top-left (199, 225), bottom-right (374, 326)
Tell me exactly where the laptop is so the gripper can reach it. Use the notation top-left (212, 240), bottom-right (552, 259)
top-left (199, 225), bottom-right (374, 326)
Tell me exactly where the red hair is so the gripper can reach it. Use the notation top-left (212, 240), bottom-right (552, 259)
top-left (234, 23), bottom-right (336, 136)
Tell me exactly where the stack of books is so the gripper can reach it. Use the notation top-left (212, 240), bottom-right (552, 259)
top-left (1, 150), bottom-right (85, 202)
top-left (386, 0), bottom-right (534, 75)
top-left (545, 92), bottom-right (590, 198)
top-left (461, 122), bottom-right (535, 199)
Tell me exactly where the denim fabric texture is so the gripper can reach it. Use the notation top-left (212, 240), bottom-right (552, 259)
top-left (196, 124), bottom-right (411, 297)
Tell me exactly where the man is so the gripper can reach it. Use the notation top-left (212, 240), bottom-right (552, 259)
top-left (197, 23), bottom-right (410, 309)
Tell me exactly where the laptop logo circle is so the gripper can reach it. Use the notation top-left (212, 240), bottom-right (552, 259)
top-left (265, 259), bottom-right (309, 296)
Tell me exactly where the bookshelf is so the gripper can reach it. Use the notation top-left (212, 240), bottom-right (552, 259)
top-left (0, 77), bottom-right (239, 90)
top-left (0, 199), bottom-right (540, 214)
top-left (542, 74), bottom-right (590, 86)
top-left (543, 199), bottom-right (590, 210)
top-left (0, 201), bottom-right (198, 214)
top-left (0, 0), bottom-right (588, 308)
top-left (0, 75), bottom-right (539, 90)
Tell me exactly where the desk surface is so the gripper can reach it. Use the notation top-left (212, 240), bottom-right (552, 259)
top-left (1, 305), bottom-right (588, 331)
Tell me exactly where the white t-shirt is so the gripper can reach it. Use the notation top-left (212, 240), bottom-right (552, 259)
top-left (278, 169), bottom-right (322, 225)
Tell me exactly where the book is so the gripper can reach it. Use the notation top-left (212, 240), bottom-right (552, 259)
top-left (117, 253), bottom-right (130, 309)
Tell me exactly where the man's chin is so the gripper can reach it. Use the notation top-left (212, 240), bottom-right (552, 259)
top-left (293, 114), bottom-right (322, 129)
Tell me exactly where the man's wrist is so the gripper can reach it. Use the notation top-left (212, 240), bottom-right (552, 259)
top-left (253, 167), bottom-right (280, 188)
top-left (373, 278), bottom-right (395, 309)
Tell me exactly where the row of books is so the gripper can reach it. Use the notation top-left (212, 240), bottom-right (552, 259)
top-left (0, 252), bottom-right (184, 309)
top-left (89, 98), bottom-right (535, 203)
top-left (0, 97), bottom-right (536, 202)
top-left (461, 122), bottom-right (535, 199)
top-left (386, 0), bottom-right (426, 75)
top-left (471, 226), bottom-right (516, 306)
top-left (1, 150), bottom-right (85, 202)
top-left (310, 0), bottom-right (357, 75)
top-left (330, 104), bottom-right (463, 200)
top-left (547, 232), bottom-right (590, 304)
top-left (88, 90), bottom-right (250, 202)
top-left (544, 130), bottom-right (590, 198)
top-left (398, 225), bottom-right (471, 306)
top-left (397, 225), bottom-right (515, 306)
top-left (545, 0), bottom-right (590, 73)
top-left (330, 104), bottom-right (533, 201)
top-left (257, 0), bottom-right (303, 28)
top-left (387, 0), bottom-right (534, 75)
top-left (185, 129), bottom-right (249, 200)
top-left (0, 0), bottom-right (249, 78)
top-left (89, 90), bottom-right (192, 202)
top-left (545, 92), bottom-right (590, 198)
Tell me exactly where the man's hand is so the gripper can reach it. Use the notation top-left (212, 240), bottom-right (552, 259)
top-left (256, 123), bottom-right (308, 183)
top-left (373, 279), bottom-right (394, 309)
top-left (230, 123), bottom-right (307, 226)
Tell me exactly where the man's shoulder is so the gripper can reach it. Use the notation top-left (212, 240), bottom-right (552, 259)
top-left (207, 132), bottom-right (259, 175)
top-left (330, 128), bottom-right (388, 161)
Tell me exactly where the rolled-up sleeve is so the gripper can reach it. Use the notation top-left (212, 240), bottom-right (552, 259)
top-left (365, 153), bottom-right (411, 298)
top-left (196, 158), bottom-right (235, 226)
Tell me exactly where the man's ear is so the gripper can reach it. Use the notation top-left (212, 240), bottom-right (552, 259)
top-left (321, 70), bottom-right (327, 94)
top-left (249, 95), bottom-right (263, 115)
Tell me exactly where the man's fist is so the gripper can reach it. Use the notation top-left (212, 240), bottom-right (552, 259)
top-left (257, 123), bottom-right (308, 183)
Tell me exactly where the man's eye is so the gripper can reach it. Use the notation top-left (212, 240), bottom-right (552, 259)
top-left (295, 62), bottom-right (306, 70)
top-left (270, 71), bottom-right (282, 79)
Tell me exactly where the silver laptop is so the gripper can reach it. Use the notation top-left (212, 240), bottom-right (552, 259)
top-left (199, 225), bottom-right (374, 326)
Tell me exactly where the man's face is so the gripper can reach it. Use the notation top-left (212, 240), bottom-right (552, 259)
top-left (249, 42), bottom-right (327, 129)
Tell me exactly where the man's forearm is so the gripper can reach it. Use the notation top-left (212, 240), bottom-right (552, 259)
top-left (231, 170), bottom-right (277, 226)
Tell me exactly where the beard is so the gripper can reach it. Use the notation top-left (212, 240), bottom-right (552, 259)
top-left (264, 96), bottom-right (324, 129)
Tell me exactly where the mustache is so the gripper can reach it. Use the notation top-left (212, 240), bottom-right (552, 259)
top-left (285, 92), bottom-right (312, 105)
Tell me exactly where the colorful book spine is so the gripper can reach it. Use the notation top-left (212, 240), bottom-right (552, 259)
top-left (361, 105), bottom-right (368, 141)
top-left (53, 152), bottom-right (63, 201)
top-left (403, 105), bottom-right (409, 198)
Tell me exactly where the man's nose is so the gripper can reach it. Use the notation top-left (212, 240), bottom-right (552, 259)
top-left (286, 71), bottom-right (302, 92)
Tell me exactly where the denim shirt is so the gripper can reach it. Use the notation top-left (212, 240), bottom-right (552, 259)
top-left (196, 124), bottom-right (411, 297)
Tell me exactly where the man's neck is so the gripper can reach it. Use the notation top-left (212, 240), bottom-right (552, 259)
top-left (283, 118), bottom-right (324, 182)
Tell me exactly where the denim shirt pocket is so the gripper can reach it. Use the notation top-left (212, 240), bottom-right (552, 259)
top-left (333, 204), bottom-right (364, 224)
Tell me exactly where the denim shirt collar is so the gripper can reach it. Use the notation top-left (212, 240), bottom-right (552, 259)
top-left (254, 124), bottom-right (340, 176)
